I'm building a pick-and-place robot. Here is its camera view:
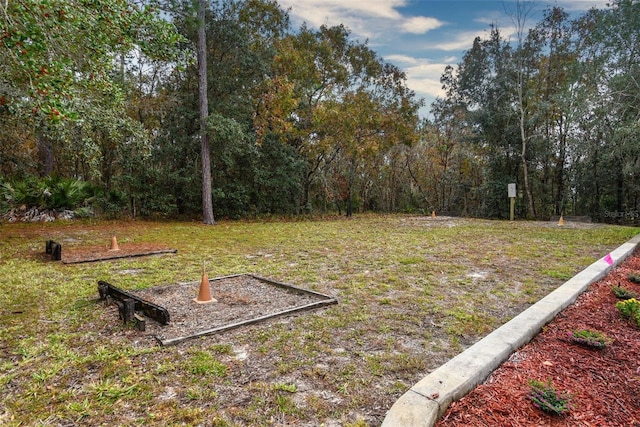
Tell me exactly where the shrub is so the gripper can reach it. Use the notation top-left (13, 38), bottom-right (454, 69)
top-left (528, 379), bottom-right (572, 416)
top-left (568, 329), bottom-right (613, 349)
top-left (628, 273), bottom-right (640, 284)
top-left (2, 177), bottom-right (42, 207)
top-left (0, 176), bottom-right (98, 212)
top-left (616, 298), bottom-right (640, 327)
top-left (94, 188), bottom-right (128, 218)
top-left (46, 177), bottom-right (94, 210)
top-left (0, 178), bottom-right (8, 212)
top-left (612, 284), bottom-right (639, 300)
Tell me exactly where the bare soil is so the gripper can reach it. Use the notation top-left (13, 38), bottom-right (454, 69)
top-left (110, 274), bottom-right (335, 345)
top-left (438, 250), bottom-right (640, 426)
top-left (61, 242), bottom-right (177, 264)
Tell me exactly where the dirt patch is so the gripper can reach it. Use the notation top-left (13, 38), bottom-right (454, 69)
top-left (438, 251), bottom-right (640, 426)
top-left (60, 242), bottom-right (176, 264)
top-left (401, 215), bottom-right (606, 230)
top-left (103, 274), bottom-right (337, 345)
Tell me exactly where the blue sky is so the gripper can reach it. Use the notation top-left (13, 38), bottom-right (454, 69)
top-left (276, 0), bottom-right (608, 117)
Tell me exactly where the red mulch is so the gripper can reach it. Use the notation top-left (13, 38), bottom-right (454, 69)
top-left (438, 251), bottom-right (640, 427)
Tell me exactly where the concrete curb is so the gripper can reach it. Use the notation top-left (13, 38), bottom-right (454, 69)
top-left (381, 233), bottom-right (640, 427)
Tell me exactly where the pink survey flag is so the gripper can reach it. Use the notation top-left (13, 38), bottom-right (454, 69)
top-left (603, 253), bottom-right (614, 265)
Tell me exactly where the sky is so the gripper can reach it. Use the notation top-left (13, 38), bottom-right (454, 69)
top-left (275, 0), bottom-right (609, 118)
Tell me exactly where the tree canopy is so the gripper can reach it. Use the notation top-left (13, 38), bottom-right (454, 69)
top-left (1, 0), bottom-right (639, 223)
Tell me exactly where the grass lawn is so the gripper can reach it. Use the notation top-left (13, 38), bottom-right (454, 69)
top-left (1, 215), bottom-right (637, 426)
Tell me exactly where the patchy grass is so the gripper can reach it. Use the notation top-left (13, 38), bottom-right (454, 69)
top-left (0, 215), bottom-right (637, 426)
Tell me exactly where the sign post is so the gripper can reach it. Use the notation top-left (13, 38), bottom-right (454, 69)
top-left (508, 183), bottom-right (516, 221)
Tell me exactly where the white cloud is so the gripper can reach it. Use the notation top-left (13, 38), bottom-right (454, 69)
top-left (384, 54), bottom-right (420, 65)
top-left (405, 61), bottom-right (449, 97)
top-left (555, 0), bottom-right (609, 12)
top-left (277, 0), bottom-right (405, 25)
top-left (276, 0), bottom-right (448, 112)
top-left (409, 75), bottom-right (445, 100)
top-left (278, 0), bottom-right (442, 40)
top-left (401, 16), bottom-right (444, 34)
top-left (429, 30), bottom-right (485, 51)
top-left (382, 56), bottom-right (453, 102)
top-left (274, 0), bottom-right (614, 119)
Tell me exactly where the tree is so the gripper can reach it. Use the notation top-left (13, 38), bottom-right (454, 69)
top-left (507, 0), bottom-right (539, 218)
top-left (197, 0), bottom-right (214, 224)
top-left (571, 0), bottom-right (640, 219)
top-left (0, 0), bottom-right (183, 184)
top-left (265, 24), bottom-right (420, 214)
top-left (445, 27), bottom-right (521, 218)
top-left (154, 0), bottom-right (292, 218)
top-left (531, 6), bottom-right (579, 217)
top-left (1, 0), bottom-right (182, 122)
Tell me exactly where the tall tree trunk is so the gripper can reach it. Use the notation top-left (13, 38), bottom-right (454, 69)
top-left (511, 0), bottom-right (536, 219)
top-left (519, 114), bottom-right (535, 218)
top-left (554, 131), bottom-right (566, 216)
top-left (37, 132), bottom-right (54, 176)
top-left (616, 165), bottom-right (624, 215)
top-left (198, 0), bottom-right (215, 225)
top-left (592, 140), bottom-right (600, 218)
top-left (520, 124), bottom-right (536, 218)
top-left (346, 158), bottom-right (355, 217)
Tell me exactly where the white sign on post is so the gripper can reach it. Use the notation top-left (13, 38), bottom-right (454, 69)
top-left (508, 183), bottom-right (516, 198)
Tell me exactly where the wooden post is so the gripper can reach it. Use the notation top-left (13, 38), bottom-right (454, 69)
top-left (134, 314), bottom-right (146, 331)
top-left (510, 197), bottom-right (515, 221)
top-left (46, 240), bottom-right (62, 261)
top-left (120, 298), bottom-right (135, 324)
top-left (98, 280), bottom-right (170, 325)
top-left (52, 242), bottom-right (61, 261)
top-left (508, 183), bottom-right (516, 221)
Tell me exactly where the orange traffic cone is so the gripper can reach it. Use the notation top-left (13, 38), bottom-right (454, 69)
top-left (194, 262), bottom-right (216, 304)
top-left (558, 215), bottom-right (565, 226)
top-left (109, 235), bottom-right (120, 251)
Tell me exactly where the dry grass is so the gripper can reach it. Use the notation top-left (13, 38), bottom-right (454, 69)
top-left (0, 215), bottom-right (637, 426)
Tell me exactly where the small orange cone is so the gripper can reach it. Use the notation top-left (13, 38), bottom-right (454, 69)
top-left (431, 211), bottom-right (436, 218)
top-left (109, 235), bottom-right (120, 251)
top-left (558, 215), bottom-right (565, 226)
top-left (194, 262), bottom-right (216, 304)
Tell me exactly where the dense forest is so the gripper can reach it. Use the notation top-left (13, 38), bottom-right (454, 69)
top-left (1, 0), bottom-right (639, 223)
